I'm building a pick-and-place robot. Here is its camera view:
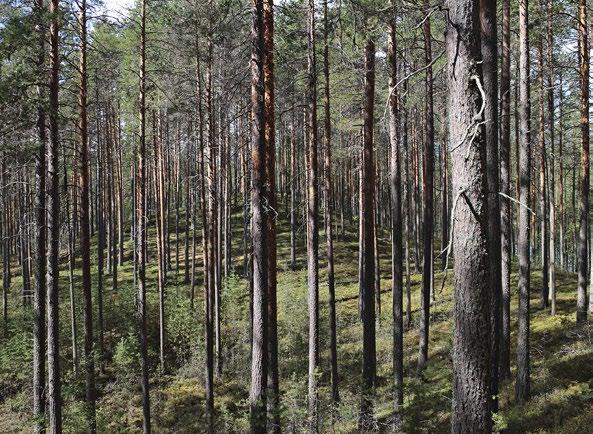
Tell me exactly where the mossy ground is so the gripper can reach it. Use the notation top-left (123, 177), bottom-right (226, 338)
top-left (0, 207), bottom-right (591, 433)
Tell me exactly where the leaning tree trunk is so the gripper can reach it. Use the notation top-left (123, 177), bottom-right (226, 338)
top-left (445, 0), bottom-right (492, 430)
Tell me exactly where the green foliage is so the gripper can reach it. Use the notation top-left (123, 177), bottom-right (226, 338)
top-left (113, 334), bottom-right (139, 378)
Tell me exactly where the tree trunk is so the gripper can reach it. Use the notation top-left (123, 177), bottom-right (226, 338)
top-left (576, 0), bottom-right (589, 323)
top-left (137, 0), bottom-right (151, 429)
top-left (516, 0), bottom-right (531, 403)
top-left (322, 0), bottom-right (339, 406)
top-left (418, 0), bottom-right (434, 374)
top-left (33, 17), bottom-right (47, 418)
top-left (359, 38), bottom-right (376, 431)
top-left (249, 0), bottom-right (268, 431)
top-left (499, 0), bottom-right (512, 380)
top-left (537, 42), bottom-right (549, 309)
top-left (78, 0), bottom-right (96, 426)
top-left (480, 0), bottom-right (500, 411)
top-left (547, 0), bottom-right (556, 315)
top-left (263, 1), bottom-right (279, 429)
top-left (388, 8), bottom-right (403, 428)
top-left (446, 1), bottom-right (492, 430)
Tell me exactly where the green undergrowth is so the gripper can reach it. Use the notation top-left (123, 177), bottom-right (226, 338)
top-left (0, 208), bottom-right (592, 433)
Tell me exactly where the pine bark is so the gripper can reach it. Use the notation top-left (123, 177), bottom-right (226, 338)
top-left (33, 0), bottom-right (47, 425)
top-left (249, 0), bottom-right (268, 431)
top-left (499, 0), bottom-right (512, 379)
top-left (418, 0), bottom-right (434, 374)
top-left (322, 0), bottom-right (339, 405)
top-left (359, 38), bottom-right (376, 431)
top-left (47, 0), bottom-right (62, 427)
top-left (445, 0), bottom-right (492, 430)
top-left (137, 0), bottom-right (151, 429)
top-left (576, 0), bottom-right (589, 323)
top-left (263, 1), bottom-right (279, 428)
top-left (306, 0), bottom-right (320, 431)
top-left (516, 0), bottom-right (531, 403)
top-left (388, 8), bottom-right (403, 428)
top-left (78, 0), bottom-right (96, 427)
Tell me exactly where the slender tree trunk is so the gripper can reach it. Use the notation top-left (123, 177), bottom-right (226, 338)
top-left (46, 0), bottom-right (62, 427)
top-left (480, 0), bottom-right (500, 411)
top-left (516, 0), bottom-right (531, 403)
top-left (322, 0), bottom-right (339, 406)
top-left (65, 163), bottom-right (79, 374)
top-left (537, 42), bottom-right (549, 309)
top-left (33, 4), bottom-right (47, 417)
top-left (418, 0), bottom-right (434, 374)
top-left (137, 0), bottom-right (151, 429)
top-left (306, 0), bottom-right (320, 431)
top-left (78, 0), bottom-right (96, 427)
top-left (290, 117), bottom-right (297, 271)
top-left (249, 0), bottom-right (268, 431)
top-left (205, 19), bottom-right (216, 428)
top-left (359, 38), bottom-right (376, 431)
top-left (558, 74), bottom-right (565, 271)
top-left (576, 0), bottom-right (589, 323)
top-left (499, 0), bottom-right (512, 380)
top-left (388, 9), bottom-right (403, 429)
top-left (547, 0), bottom-right (556, 315)
top-left (263, 1), bottom-right (279, 429)
top-left (96, 105), bottom-right (105, 374)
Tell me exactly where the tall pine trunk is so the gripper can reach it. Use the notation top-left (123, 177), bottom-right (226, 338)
top-left (359, 38), bottom-right (376, 431)
top-left (249, 0), bottom-right (268, 430)
top-left (576, 0), bottom-right (589, 323)
top-left (516, 0), bottom-right (532, 403)
top-left (446, 0), bottom-right (492, 430)
top-left (388, 7), bottom-right (403, 428)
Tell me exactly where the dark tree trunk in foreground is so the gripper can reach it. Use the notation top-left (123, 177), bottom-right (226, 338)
top-left (418, 0), bottom-right (434, 375)
top-left (33, 0), bottom-right (47, 430)
top-left (388, 7), bottom-right (403, 428)
top-left (323, 0), bottom-right (339, 406)
top-left (137, 0), bottom-right (151, 430)
top-left (249, 0), bottom-right (268, 431)
top-left (445, 0), bottom-right (492, 430)
top-left (480, 0), bottom-right (500, 411)
top-left (516, 0), bottom-right (531, 403)
top-left (576, 0), bottom-right (589, 323)
top-left (359, 38), bottom-right (376, 431)
top-left (499, 0), bottom-right (512, 380)
top-left (306, 0), bottom-right (320, 430)
top-left (78, 0), bottom-right (96, 429)
top-left (47, 0), bottom-right (62, 428)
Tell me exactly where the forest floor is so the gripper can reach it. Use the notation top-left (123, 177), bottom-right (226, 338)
top-left (1, 209), bottom-right (593, 433)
